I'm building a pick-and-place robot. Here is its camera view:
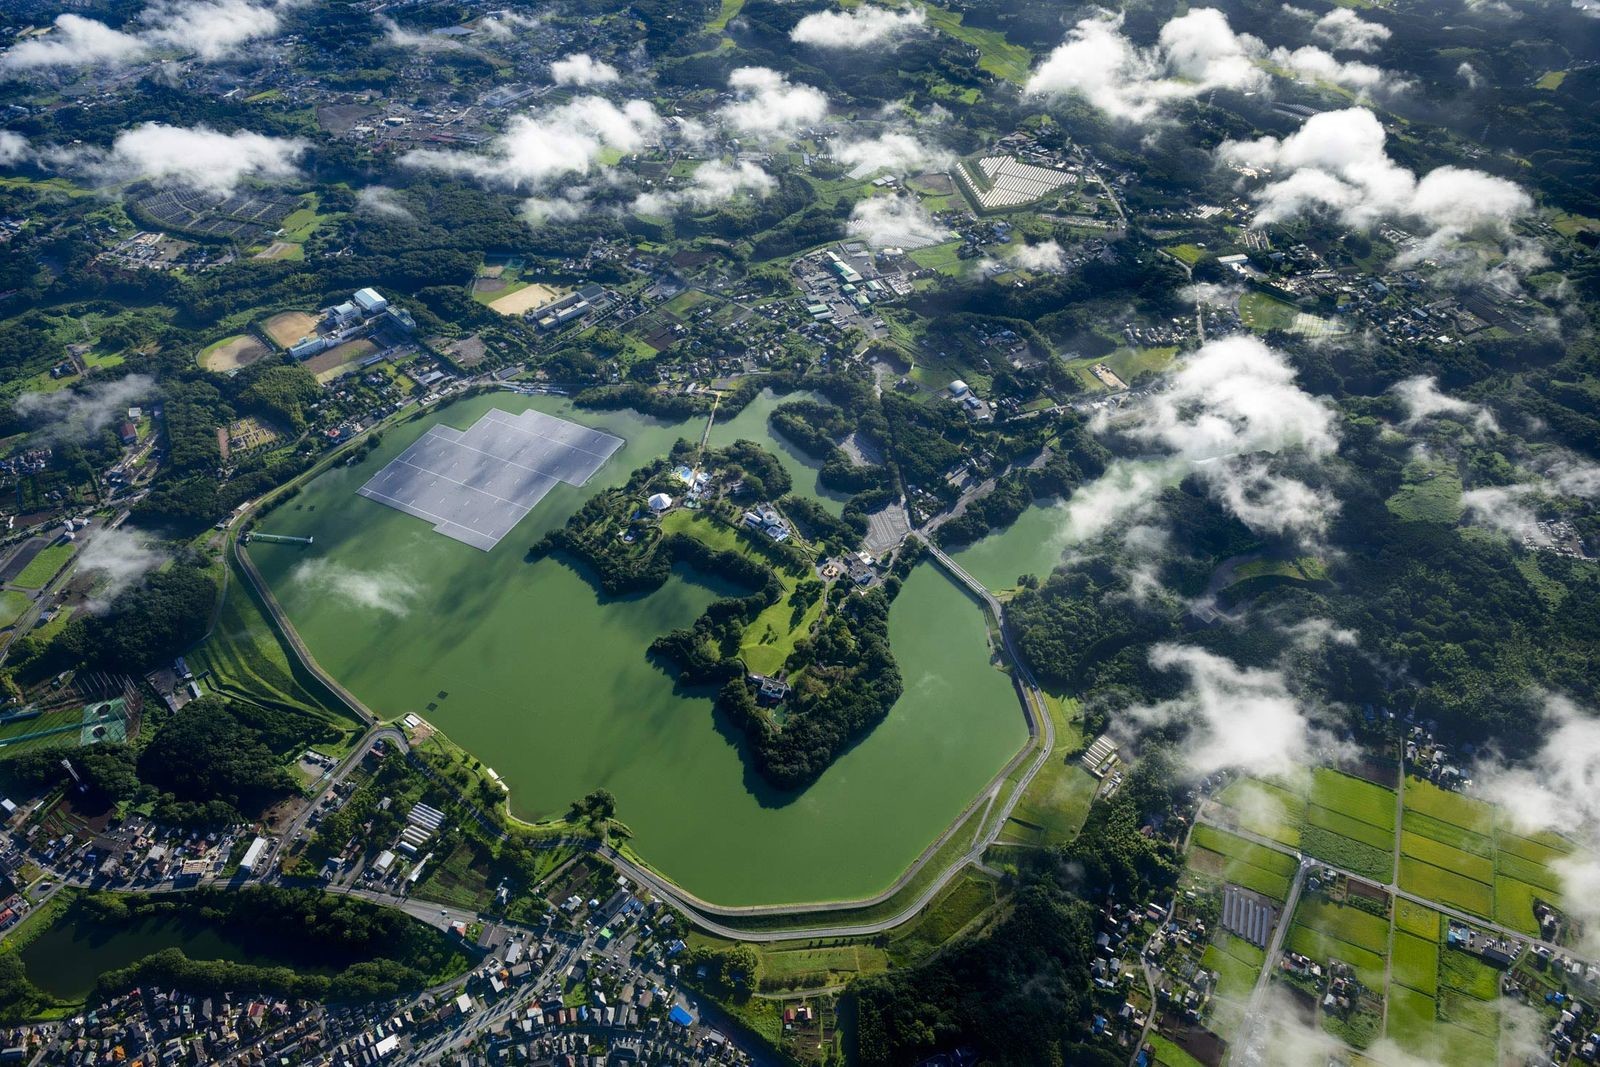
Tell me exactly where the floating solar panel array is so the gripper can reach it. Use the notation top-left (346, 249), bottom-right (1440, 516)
top-left (356, 407), bottom-right (623, 551)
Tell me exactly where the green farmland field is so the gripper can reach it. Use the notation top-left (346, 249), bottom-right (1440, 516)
top-left (1216, 776), bottom-right (1305, 847)
top-left (1310, 768), bottom-right (1395, 830)
top-left (1286, 925), bottom-right (1385, 989)
top-left (1293, 897), bottom-right (1390, 953)
top-left (1493, 875), bottom-right (1546, 935)
top-left (1301, 826), bottom-right (1393, 882)
top-left (1404, 778), bottom-right (1493, 834)
top-left (1399, 857), bottom-right (1493, 917)
top-left (1400, 831), bottom-right (1494, 884)
top-left (1392, 931), bottom-right (1439, 996)
top-left (1496, 830), bottom-right (1571, 866)
top-left (1308, 804), bottom-right (1394, 850)
top-left (1395, 899), bottom-right (1442, 941)
top-left (1402, 810), bottom-right (1493, 856)
top-left (1496, 851), bottom-right (1561, 893)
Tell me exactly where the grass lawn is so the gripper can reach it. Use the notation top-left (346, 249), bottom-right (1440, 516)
top-left (921, 6), bottom-right (1033, 83)
top-left (1386, 469), bottom-right (1464, 524)
top-left (886, 869), bottom-right (998, 967)
top-left (1404, 777), bottom-right (1494, 835)
top-left (1392, 930), bottom-right (1440, 996)
top-left (1400, 831), bottom-right (1494, 884)
top-left (1399, 856), bottom-right (1493, 917)
top-left (33, 606), bottom-right (74, 644)
top-left (1202, 932), bottom-right (1265, 1000)
top-left (1148, 1035), bottom-right (1206, 1067)
top-left (1166, 243), bottom-right (1207, 266)
top-left (1238, 291), bottom-right (1301, 333)
top-left (1402, 810), bottom-right (1493, 857)
top-left (1536, 69), bottom-right (1568, 89)
top-left (1307, 804), bottom-right (1394, 851)
top-left (1309, 767), bottom-right (1395, 830)
top-left (1394, 899), bottom-right (1441, 941)
top-left (906, 240), bottom-right (967, 277)
top-left (1001, 695), bottom-right (1095, 847)
top-left (706, 0), bottom-right (743, 32)
top-left (13, 543), bottom-right (75, 590)
top-left (759, 941), bottom-right (888, 988)
top-left (0, 590), bottom-right (31, 628)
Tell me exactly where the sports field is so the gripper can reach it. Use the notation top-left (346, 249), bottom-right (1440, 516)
top-left (261, 310), bottom-right (320, 348)
top-left (201, 333), bottom-right (272, 373)
top-left (488, 282), bottom-right (566, 316)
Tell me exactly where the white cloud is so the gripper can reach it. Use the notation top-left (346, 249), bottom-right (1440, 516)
top-left (1124, 644), bottom-right (1338, 779)
top-left (522, 194), bottom-right (589, 226)
top-left (632, 159), bottom-right (774, 214)
top-left (61, 123), bottom-right (306, 196)
top-left (355, 186), bottom-right (414, 221)
top-left (378, 16), bottom-right (472, 52)
top-left (1269, 45), bottom-right (1400, 96)
top-left (0, 131), bottom-right (29, 165)
top-left (478, 9), bottom-right (540, 39)
top-left (1312, 9), bottom-right (1390, 52)
top-left (1025, 9), bottom-right (1267, 123)
top-left (1457, 60), bottom-right (1482, 89)
top-left (719, 67), bottom-right (828, 140)
top-left (1010, 240), bottom-right (1067, 273)
top-left (1, 0), bottom-right (298, 74)
top-left (845, 195), bottom-right (949, 250)
top-left (403, 97), bottom-right (660, 190)
top-left (1068, 336), bottom-right (1340, 541)
top-left (790, 5), bottom-right (926, 49)
top-left (829, 131), bottom-right (952, 176)
top-left (290, 559), bottom-right (419, 617)
top-left (15, 375), bottom-right (155, 444)
top-left (1390, 375), bottom-right (1497, 432)
top-left (77, 527), bottom-right (167, 609)
top-left (1220, 108), bottom-right (1531, 246)
top-left (1475, 696), bottom-right (1600, 953)
top-left (551, 53), bottom-right (619, 86)
top-left (1461, 452), bottom-right (1600, 540)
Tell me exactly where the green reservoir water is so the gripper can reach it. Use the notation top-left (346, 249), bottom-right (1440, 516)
top-left (21, 913), bottom-right (330, 1001)
top-left (247, 392), bottom-right (1026, 905)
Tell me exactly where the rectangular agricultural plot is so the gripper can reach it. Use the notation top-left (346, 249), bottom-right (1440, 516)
top-left (1399, 856), bottom-right (1493, 918)
top-left (357, 408), bottom-right (623, 551)
top-left (1309, 767), bottom-right (1396, 831)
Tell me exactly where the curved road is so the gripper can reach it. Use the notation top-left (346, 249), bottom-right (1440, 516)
top-left (220, 438), bottom-right (1058, 942)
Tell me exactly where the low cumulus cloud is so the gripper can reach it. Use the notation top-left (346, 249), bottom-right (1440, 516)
top-left (1475, 695), bottom-right (1600, 953)
top-left (551, 53), bottom-right (619, 86)
top-left (1024, 9), bottom-right (1266, 123)
top-left (1009, 240), bottom-right (1067, 273)
top-left (790, 5), bottom-right (927, 49)
top-left (77, 527), bottom-right (167, 610)
top-left (290, 559), bottom-right (419, 617)
top-left (1458, 60), bottom-right (1482, 88)
top-left (478, 9), bottom-right (540, 39)
top-left (845, 195), bottom-right (949, 250)
top-left (355, 186), bottom-right (414, 221)
top-left (633, 159), bottom-right (773, 214)
top-left (1122, 644), bottom-right (1342, 780)
top-left (0, 132), bottom-right (29, 165)
top-left (403, 97), bottom-right (659, 190)
top-left (1390, 375), bottom-right (1498, 433)
top-left (15, 375), bottom-right (154, 444)
top-left (1460, 452), bottom-right (1600, 540)
top-left (1, 0), bottom-right (299, 74)
top-left (719, 67), bottom-right (828, 140)
top-left (58, 123), bottom-right (307, 196)
top-left (1269, 45), bottom-right (1401, 96)
top-left (1219, 107), bottom-right (1531, 244)
top-left (829, 131), bottom-right (953, 176)
top-left (1312, 8), bottom-right (1390, 52)
top-left (1067, 336), bottom-right (1340, 542)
